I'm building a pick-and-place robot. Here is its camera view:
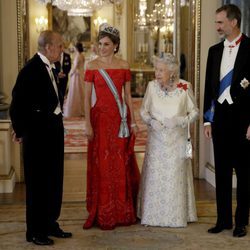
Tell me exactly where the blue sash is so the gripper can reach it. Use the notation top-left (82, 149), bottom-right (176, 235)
top-left (98, 69), bottom-right (130, 138)
top-left (204, 70), bottom-right (233, 122)
top-left (204, 100), bottom-right (215, 122)
top-left (219, 70), bottom-right (233, 96)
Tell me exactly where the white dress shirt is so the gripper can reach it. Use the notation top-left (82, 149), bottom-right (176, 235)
top-left (218, 33), bottom-right (242, 104)
top-left (204, 33), bottom-right (242, 126)
top-left (38, 52), bottom-right (62, 115)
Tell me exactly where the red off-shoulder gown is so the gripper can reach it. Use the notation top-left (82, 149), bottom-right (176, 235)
top-left (83, 69), bottom-right (140, 230)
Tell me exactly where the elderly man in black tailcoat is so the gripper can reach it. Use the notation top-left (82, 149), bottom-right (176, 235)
top-left (10, 30), bottom-right (72, 245)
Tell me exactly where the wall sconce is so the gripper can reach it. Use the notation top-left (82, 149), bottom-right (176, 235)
top-left (35, 16), bottom-right (48, 33)
top-left (93, 16), bottom-right (107, 36)
top-left (114, 0), bottom-right (123, 24)
top-left (93, 16), bottom-right (108, 27)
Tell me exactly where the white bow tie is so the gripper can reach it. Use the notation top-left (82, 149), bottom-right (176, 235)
top-left (45, 63), bottom-right (56, 70)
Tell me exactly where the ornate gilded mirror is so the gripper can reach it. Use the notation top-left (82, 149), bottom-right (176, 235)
top-left (127, 0), bottom-right (200, 82)
top-left (132, 0), bottom-right (176, 65)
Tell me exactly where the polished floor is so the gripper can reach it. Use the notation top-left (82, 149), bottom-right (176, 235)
top-left (0, 150), bottom-right (222, 205)
top-left (0, 179), bottom-right (216, 205)
top-left (0, 149), bottom-right (235, 205)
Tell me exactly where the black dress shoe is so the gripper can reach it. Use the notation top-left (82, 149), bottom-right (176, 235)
top-left (26, 232), bottom-right (32, 242)
top-left (233, 226), bottom-right (247, 237)
top-left (31, 236), bottom-right (54, 245)
top-left (208, 225), bottom-right (232, 233)
top-left (49, 229), bottom-right (72, 238)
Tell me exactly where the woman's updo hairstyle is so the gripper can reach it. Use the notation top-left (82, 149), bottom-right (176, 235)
top-left (75, 42), bottom-right (84, 53)
top-left (97, 23), bottom-right (120, 54)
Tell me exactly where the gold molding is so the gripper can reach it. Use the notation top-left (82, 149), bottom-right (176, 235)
top-left (16, 0), bottom-right (26, 182)
top-left (16, 0), bottom-right (29, 70)
top-left (193, 0), bottom-right (201, 178)
top-left (127, 0), bottom-right (134, 65)
top-left (0, 167), bottom-right (15, 180)
top-left (205, 162), bottom-right (215, 172)
top-left (16, 0), bottom-right (23, 71)
top-left (47, 3), bottom-right (53, 30)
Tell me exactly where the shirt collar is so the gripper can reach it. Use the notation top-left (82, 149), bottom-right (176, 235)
top-left (37, 52), bottom-right (56, 69)
top-left (60, 52), bottom-right (64, 64)
top-left (224, 33), bottom-right (242, 47)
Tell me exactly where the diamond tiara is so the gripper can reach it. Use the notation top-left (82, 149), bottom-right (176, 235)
top-left (99, 23), bottom-right (120, 38)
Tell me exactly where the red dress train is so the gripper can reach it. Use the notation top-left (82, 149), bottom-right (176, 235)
top-left (83, 69), bottom-right (140, 230)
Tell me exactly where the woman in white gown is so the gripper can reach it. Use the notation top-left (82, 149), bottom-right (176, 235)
top-left (137, 53), bottom-right (199, 227)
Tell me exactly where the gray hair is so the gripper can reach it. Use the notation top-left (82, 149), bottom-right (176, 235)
top-left (153, 53), bottom-right (179, 78)
top-left (37, 30), bottom-right (56, 52)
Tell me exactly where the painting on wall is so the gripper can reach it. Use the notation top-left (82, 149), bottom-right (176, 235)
top-left (52, 6), bottom-right (91, 46)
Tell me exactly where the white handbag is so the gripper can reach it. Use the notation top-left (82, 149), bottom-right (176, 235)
top-left (185, 120), bottom-right (193, 159)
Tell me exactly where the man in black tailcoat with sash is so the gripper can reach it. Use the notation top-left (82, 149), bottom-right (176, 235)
top-left (204, 4), bottom-right (250, 238)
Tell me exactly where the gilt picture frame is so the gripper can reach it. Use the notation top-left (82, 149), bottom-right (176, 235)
top-left (48, 5), bottom-right (92, 47)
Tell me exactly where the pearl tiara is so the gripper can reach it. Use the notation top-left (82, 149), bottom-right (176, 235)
top-left (99, 23), bottom-right (120, 38)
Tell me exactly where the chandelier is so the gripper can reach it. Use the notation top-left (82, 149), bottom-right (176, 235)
top-left (35, 16), bottom-right (48, 33)
top-left (37, 0), bottom-right (123, 17)
top-left (135, 0), bottom-right (174, 33)
top-left (135, 0), bottom-right (147, 28)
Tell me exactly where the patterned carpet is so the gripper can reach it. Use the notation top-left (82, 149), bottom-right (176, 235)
top-left (0, 202), bottom-right (249, 250)
top-left (64, 98), bottom-right (147, 153)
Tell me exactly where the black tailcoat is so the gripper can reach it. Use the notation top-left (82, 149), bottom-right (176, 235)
top-left (55, 52), bottom-right (71, 98)
top-left (10, 53), bottom-right (64, 237)
top-left (203, 34), bottom-right (250, 227)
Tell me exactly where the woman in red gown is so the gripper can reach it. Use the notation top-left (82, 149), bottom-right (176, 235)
top-left (83, 23), bottom-right (140, 230)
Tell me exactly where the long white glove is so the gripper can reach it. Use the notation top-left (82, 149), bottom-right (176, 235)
top-left (164, 116), bottom-right (189, 129)
top-left (163, 118), bottom-right (178, 129)
top-left (150, 119), bottom-right (164, 131)
top-left (175, 116), bottom-right (189, 128)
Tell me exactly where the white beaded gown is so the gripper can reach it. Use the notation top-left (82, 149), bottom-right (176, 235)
top-left (137, 79), bottom-right (199, 227)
